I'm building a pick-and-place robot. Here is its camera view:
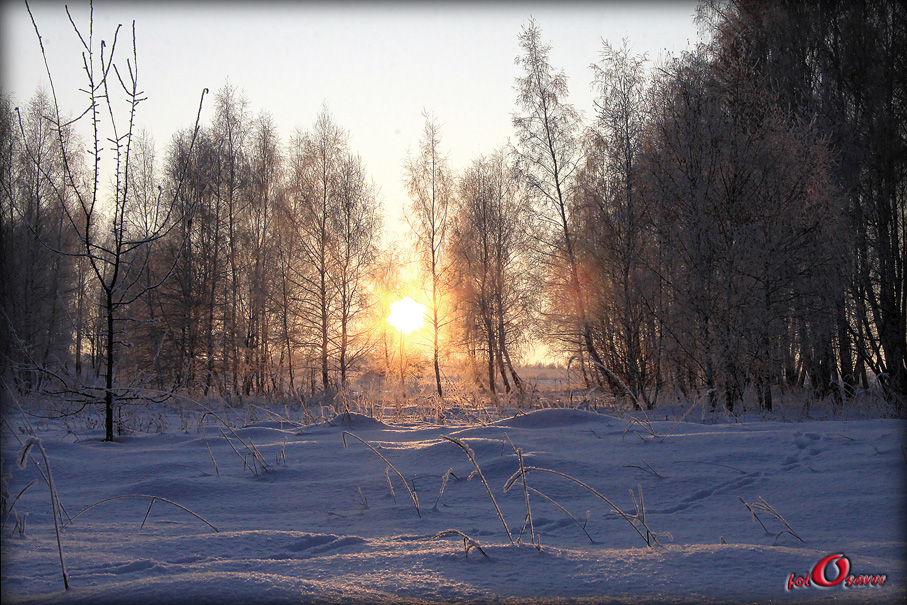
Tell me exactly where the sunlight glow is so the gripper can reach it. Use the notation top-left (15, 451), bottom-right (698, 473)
top-left (387, 297), bottom-right (426, 335)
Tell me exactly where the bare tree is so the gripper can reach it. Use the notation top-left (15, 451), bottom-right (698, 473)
top-left (1, 90), bottom-right (79, 388)
top-left (404, 111), bottom-right (453, 397)
top-left (642, 46), bottom-right (842, 411)
top-left (330, 153), bottom-right (381, 387)
top-left (450, 150), bottom-right (531, 396)
top-left (286, 105), bottom-right (347, 394)
top-left (512, 17), bottom-right (609, 390)
top-left (210, 83), bottom-right (250, 396)
top-left (451, 156), bottom-right (499, 393)
top-left (701, 0), bottom-right (906, 409)
top-left (121, 129), bottom-right (167, 389)
top-left (243, 112), bottom-right (282, 394)
top-left (160, 127), bottom-right (220, 393)
top-left (21, 3), bottom-right (206, 440)
top-left (579, 39), bottom-right (659, 408)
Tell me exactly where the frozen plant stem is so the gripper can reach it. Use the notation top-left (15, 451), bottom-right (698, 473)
top-left (218, 427), bottom-right (259, 477)
top-left (4, 393), bottom-right (72, 521)
top-left (18, 438), bottom-right (68, 590)
top-left (385, 468), bottom-right (396, 503)
top-left (738, 496), bottom-right (802, 543)
top-left (442, 435), bottom-right (514, 544)
top-left (624, 460), bottom-right (664, 478)
top-left (505, 465), bottom-right (659, 547)
top-left (200, 412), bottom-right (269, 475)
top-left (342, 432), bottom-right (420, 518)
top-left (626, 484), bottom-right (669, 546)
top-left (432, 529), bottom-right (489, 558)
top-left (527, 486), bottom-right (595, 543)
top-left (673, 460), bottom-right (746, 474)
top-left (516, 448), bottom-right (539, 549)
top-left (834, 433), bottom-right (880, 454)
top-left (2, 480), bottom-right (37, 533)
top-left (433, 468), bottom-right (457, 510)
top-left (357, 487), bottom-right (368, 509)
top-left (64, 494), bottom-right (219, 533)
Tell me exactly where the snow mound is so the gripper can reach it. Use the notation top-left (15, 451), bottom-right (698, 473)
top-left (329, 412), bottom-right (388, 429)
top-left (494, 407), bottom-right (606, 428)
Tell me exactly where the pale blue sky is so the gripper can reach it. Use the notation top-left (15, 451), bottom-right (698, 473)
top-left (2, 1), bottom-right (702, 237)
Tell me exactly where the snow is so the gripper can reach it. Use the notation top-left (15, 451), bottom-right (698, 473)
top-left (2, 402), bottom-right (905, 603)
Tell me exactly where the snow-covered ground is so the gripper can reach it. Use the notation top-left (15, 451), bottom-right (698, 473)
top-left (2, 401), bottom-right (905, 603)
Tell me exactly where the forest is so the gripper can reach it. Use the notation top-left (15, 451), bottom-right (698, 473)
top-left (1, 0), bottom-right (904, 443)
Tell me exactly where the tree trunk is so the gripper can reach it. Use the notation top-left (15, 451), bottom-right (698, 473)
top-left (104, 289), bottom-right (115, 442)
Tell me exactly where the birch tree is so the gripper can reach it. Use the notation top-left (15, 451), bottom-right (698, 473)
top-left (331, 152), bottom-right (381, 387)
top-left (0, 90), bottom-right (78, 389)
top-left (580, 39), bottom-right (658, 408)
top-left (450, 150), bottom-right (530, 396)
top-left (404, 112), bottom-right (453, 397)
top-left (512, 18), bottom-right (610, 390)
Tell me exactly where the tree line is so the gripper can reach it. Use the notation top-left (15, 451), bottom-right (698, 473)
top-left (1, 1), bottom-right (904, 437)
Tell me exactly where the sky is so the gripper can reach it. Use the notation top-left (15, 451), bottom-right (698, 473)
top-left (2, 0), bottom-right (702, 240)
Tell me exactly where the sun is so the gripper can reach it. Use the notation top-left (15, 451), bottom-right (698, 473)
top-left (387, 297), bottom-right (426, 335)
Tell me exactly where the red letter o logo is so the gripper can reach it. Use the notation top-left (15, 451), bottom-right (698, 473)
top-left (811, 553), bottom-right (850, 587)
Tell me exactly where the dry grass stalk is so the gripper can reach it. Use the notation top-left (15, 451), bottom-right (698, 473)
top-left (442, 435), bottom-right (513, 544)
top-left (432, 529), bottom-right (489, 558)
top-left (505, 465), bottom-right (666, 547)
top-left (63, 494), bottom-right (219, 533)
top-left (18, 438), bottom-right (69, 590)
top-left (526, 486), bottom-right (595, 543)
top-left (2, 479), bottom-right (36, 533)
top-left (341, 431), bottom-right (420, 518)
top-left (739, 495), bottom-right (802, 543)
top-left (433, 468), bottom-right (457, 510)
top-left (623, 460), bottom-right (664, 478)
top-left (198, 411), bottom-right (269, 476)
top-left (515, 448), bottom-right (539, 549)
